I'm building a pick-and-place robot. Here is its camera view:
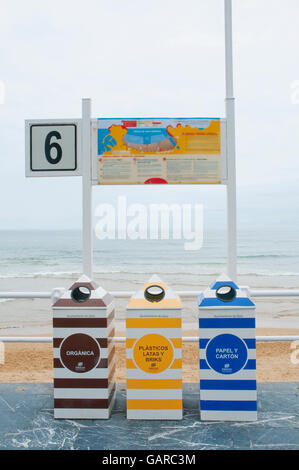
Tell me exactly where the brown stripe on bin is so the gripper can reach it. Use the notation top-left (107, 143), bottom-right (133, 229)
top-left (97, 346), bottom-right (115, 369)
top-left (98, 358), bottom-right (108, 369)
top-left (53, 358), bottom-right (64, 368)
top-left (54, 378), bottom-right (108, 388)
top-left (54, 398), bottom-right (109, 409)
top-left (53, 298), bottom-right (108, 308)
top-left (53, 337), bottom-right (108, 348)
top-left (68, 280), bottom-right (99, 291)
top-left (53, 338), bottom-right (63, 348)
top-left (53, 318), bottom-right (108, 328)
top-left (55, 356), bottom-right (110, 369)
top-left (97, 338), bottom-right (108, 348)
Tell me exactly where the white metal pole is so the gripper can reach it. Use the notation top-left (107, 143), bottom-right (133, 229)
top-left (224, 0), bottom-right (237, 281)
top-left (82, 98), bottom-right (93, 278)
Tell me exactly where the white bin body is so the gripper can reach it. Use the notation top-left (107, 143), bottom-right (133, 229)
top-left (53, 275), bottom-right (115, 419)
top-left (198, 275), bottom-right (257, 421)
top-left (126, 275), bottom-right (182, 420)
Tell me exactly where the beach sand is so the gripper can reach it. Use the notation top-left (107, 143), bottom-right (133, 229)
top-left (0, 328), bottom-right (298, 383)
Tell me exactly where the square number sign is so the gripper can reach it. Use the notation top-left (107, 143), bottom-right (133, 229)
top-left (25, 120), bottom-right (81, 177)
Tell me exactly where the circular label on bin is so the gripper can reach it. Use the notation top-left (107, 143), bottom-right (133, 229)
top-left (60, 333), bottom-right (100, 373)
top-left (133, 334), bottom-right (174, 374)
top-left (205, 334), bottom-right (248, 374)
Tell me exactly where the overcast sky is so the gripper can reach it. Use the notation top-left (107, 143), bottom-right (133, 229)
top-left (0, 0), bottom-right (299, 229)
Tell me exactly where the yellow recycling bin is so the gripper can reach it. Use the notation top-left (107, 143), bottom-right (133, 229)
top-left (126, 275), bottom-right (182, 420)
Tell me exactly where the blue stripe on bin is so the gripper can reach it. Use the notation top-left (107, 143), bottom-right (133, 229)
top-left (244, 338), bottom-right (256, 349)
top-left (198, 298), bottom-right (255, 308)
top-left (200, 338), bottom-right (256, 349)
top-left (200, 380), bottom-right (257, 390)
top-left (244, 359), bottom-right (256, 370)
top-left (200, 400), bottom-right (257, 411)
top-left (210, 281), bottom-right (239, 290)
top-left (199, 360), bottom-right (255, 371)
top-left (200, 360), bottom-right (210, 369)
top-left (199, 339), bottom-right (209, 348)
top-left (199, 318), bottom-right (255, 329)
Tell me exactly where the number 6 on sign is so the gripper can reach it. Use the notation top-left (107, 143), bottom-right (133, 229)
top-left (45, 131), bottom-right (62, 165)
top-left (25, 120), bottom-right (82, 177)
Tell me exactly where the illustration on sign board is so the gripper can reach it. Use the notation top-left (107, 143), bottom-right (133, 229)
top-left (97, 118), bottom-right (224, 184)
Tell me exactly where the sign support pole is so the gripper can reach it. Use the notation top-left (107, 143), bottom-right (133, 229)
top-left (82, 98), bottom-right (93, 278)
top-left (224, 0), bottom-right (237, 281)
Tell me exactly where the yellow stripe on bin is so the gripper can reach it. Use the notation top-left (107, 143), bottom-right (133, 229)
top-left (127, 379), bottom-right (182, 389)
top-left (126, 359), bottom-right (181, 369)
top-left (142, 281), bottom-right (168, 291)
top-left (126, 359), bottom-right (137, 369)
top-left (126, 318), bottom-right (181, 329)
top-left (126, 338), bottom-right (136, 348)
top-left (127, 298), bottom-right (182, 308)
top-left (170, 338), bottom-right (182, 348)
top-left (126, 338), bottom-right (181, 349)
top-left (127, 399), bottom-right (182, 410)
top-left (170, 359), bottom-right (182, 369)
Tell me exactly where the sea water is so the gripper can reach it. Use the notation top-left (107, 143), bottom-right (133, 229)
top-left (0, 228), bottom-right (299, 284)
top-left (0, 228), bottom-right (298, 333)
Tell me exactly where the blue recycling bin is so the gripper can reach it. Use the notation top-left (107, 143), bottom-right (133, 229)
top-left (198, 275), bottom-right (257, 421)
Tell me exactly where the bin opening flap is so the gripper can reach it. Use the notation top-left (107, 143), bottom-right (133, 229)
top-left (52, 275), bottom-right (114, 307)
top-left (127, 274), bottom-right (182, 309)
top-left (215, 285), bottom-right (236, 302)
top-left (144, 285), bottom-right (165, 303)
top-left (71, 285), bottom-right (92, 303)
top-left (198, 274), bottom-right (255, 308)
